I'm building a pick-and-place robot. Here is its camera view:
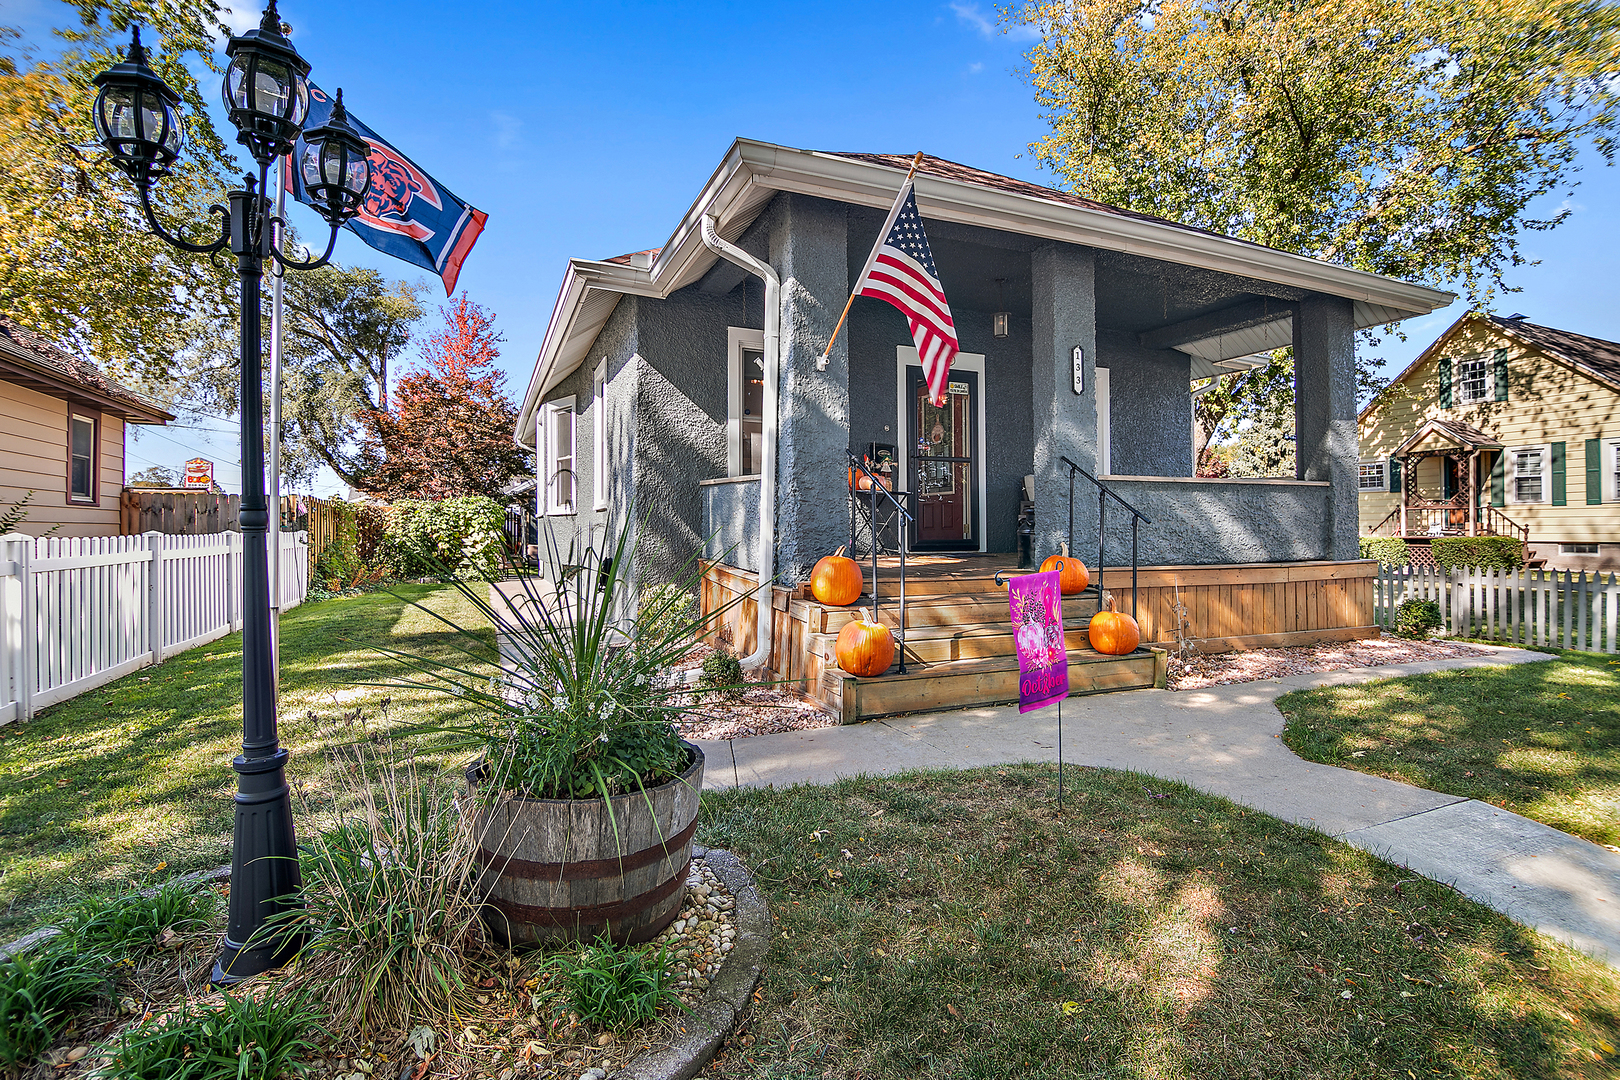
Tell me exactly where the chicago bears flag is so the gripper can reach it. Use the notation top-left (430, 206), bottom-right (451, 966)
top-left (853, 182), bottom-right (958, 406)
top-left (288, 84), bottom-right (487, 295)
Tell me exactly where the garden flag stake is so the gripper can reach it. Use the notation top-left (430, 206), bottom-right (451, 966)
top-left (287, 83), bottom-right (487, 295)
top-left (1008, 569), bottom-right (1071, 807)
top-left (824, 153), bottom-right (959, 404)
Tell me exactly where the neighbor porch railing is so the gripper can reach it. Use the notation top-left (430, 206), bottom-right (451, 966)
top-left (847, 449), bottom-right (914, 673)
top-left (1373, 563), bottom-right (1618, 652)
top-left (1366, 503), bottom-right (1528, 543)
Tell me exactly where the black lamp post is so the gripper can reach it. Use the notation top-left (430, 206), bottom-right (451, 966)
top-left (92, 1), bottom-right (372, 983)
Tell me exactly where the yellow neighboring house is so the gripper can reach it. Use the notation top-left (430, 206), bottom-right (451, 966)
top-left (1358, 313), bottom-right (1620, 572)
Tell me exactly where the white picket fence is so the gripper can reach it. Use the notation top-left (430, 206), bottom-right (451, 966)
top-left (0, 530), bottom-right (309, 724)
top-left (1374, 564), bottom-right (1619, 653)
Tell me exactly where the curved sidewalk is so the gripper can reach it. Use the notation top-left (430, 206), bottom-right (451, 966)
top-left (696, 644), bottom-right (1620, 966)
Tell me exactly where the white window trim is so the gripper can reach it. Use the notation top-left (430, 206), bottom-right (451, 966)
top-left (1506, 443), bottom-right (1550, 506)
top-left (727, 327), bottom-right (765, 478)
top-left (592, 360), bottom-right (609, 511)
top-left (1357, 459), bottom-right (1388, 492)
top-left (1605, 438), bottom-right (1620, 503)
top-left (68, 411), bottom-right (97, 504)
top-left (1456, 354), bottom-right (1490, 404)
top-left (543, 396), bottom-right (577, 516)
top-left (1095, 367), bottom-right (1111, 476)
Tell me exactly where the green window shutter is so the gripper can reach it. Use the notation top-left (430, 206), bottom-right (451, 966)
top-left (1491, 450), bottom-right (1505, 507)
top-left (1389, 456), bottom-right (1401, 493)
top-left (1439, 356), bottom-right (1453, 407)
top-left (1493, 349), bottom-right (1509, 401)
top-left (1551, 441), bottom-right (1566, 506)
top-left (1589, 438), bottom-right (1604, 505)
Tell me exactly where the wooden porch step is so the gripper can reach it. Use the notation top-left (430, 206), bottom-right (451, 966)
top-left (818, 647), bottom-right (1161, 724)
top-left (794, 588), bottom-right (1103, 633)
top-left (807, 618), bottom-right (1099, 665)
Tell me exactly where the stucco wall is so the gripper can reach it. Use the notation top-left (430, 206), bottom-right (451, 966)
top-left (1097, 479), bottom-right (1333, 565)
top-left (701, 478), bottom-right (760, 571)
top-left (1097, 329), bottom-right (1193, 478)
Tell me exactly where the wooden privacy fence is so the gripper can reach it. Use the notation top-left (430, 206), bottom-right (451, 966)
top-left (1374, 564), bottom-right (1619, 653)
top-left (121, 489), bottom-right (241, 534)
top-left (0, 530), bottom-right (309, 725)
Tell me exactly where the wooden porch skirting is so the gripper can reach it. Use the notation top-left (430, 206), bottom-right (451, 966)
top-left (698, 558), bottom-right (1380, 695)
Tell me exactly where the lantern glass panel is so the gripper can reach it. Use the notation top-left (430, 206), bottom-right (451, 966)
top-left (225, 60), bottom-right (248, 111)
top-left (162, 111), bottom-right (182, 154)
top-left (252, 57), bottom-right (293, 118)
top-left (342, 154), bottom-right (367, 194)
top-left (97, 86), bottom-right (136, 141)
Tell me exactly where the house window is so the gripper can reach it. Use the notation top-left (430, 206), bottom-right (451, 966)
top-left (69, 413), bottom-right (97, 503)
top-left (1457, 356), bottom-right (1489, 404)
top-left (592, 361), bottom-right (609, 511)
top-left (1510, 446), bottom-right (1545, 504)
top-left (544, 398), bottom-right (576, 515)
top-left (727, 327), bottom-right (766, 477)
top-left (1357, 460), bottom-right (1386, 491)
top-left (1561, 543), bottom-right (1599, 554)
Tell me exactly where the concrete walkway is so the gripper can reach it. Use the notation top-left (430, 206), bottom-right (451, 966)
top-left (696, 644), bottom-right (1620, 966)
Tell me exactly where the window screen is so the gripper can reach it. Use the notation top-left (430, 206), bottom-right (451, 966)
top-left (69, 415), bottom-right (95, 501)
top-left (1514, 449), bottom-right (1543, 503)
top-left (1457, 357), bottom-right (1488, 403)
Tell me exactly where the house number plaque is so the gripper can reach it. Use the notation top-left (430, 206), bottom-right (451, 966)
top-left (1072, 346), bottom-right (1084, 394)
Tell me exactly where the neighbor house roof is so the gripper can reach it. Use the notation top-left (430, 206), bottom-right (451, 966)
top-left (518, 138), bottom-right (1456, 446)
top-left (1394, 417), bottom-right (1503, 456)
top-left (1363, 313), bottom-right (1620, 423)
top-left (0, 318), bottom-right (173, 424)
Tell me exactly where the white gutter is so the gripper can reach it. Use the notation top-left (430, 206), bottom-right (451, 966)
top-left (699, 214), bottom-right (778, 673)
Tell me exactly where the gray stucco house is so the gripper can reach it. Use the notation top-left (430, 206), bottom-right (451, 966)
top-left (516, 139), bottom-right (1449, 585)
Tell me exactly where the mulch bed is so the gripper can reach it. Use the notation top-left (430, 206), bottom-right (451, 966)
top-left (1166, 633), bottom-right (1494, 691)
top-left (670, 643), bottom-right (838, 742)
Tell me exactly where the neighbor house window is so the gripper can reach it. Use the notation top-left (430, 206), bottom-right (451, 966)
top-left (727, 327), bottom-right (766, 477)
top-left (1510, 446), bottom-right (1545, 504)
top-left (1560, 543), bottom-right (1599, 555)
top-left (1357, 460), bottom-right (1386, 491)
top-left (544, 398), bottom-right (576, 515)
top-left (1457, 356), bottom-right (1489, 404)
top-left (592, 360), bottom-right (609, 511)
top-left (68, 413), bottom-right (97, 503)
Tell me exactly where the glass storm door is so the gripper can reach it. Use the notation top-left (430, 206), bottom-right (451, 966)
top-left (907, 367), bottom-right (978, 550)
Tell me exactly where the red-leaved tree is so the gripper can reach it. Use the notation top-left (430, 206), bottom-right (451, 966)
top-left (356, 296), bottom-right (532, 499)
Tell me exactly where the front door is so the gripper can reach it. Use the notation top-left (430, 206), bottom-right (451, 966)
top-left (907, 367), bottom-right (978, 550)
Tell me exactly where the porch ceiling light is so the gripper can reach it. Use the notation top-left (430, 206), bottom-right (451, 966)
top-left (222, 0), bottom-right (311, 165)
top-left (992, 278), bottom-right (1010, 338)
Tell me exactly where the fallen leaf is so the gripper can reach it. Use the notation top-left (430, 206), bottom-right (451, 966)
top-left (946, 1004), bottom-right (961, 1018)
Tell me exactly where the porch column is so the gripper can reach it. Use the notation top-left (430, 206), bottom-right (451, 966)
top-left (1293, 294), bottom-right (1358, 560)
top-left (770, 194), bottom-right (850, 585)
top-left (1469, 450), bottom-right (1478, 536)
top-left (1030, 242), bottom-right (1097, 563)
top-left (1399, 456), bottom-right (1408, 538)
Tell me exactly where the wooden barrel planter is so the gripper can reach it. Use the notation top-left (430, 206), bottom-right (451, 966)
top-left (465, 743), bottom-right (704, 947)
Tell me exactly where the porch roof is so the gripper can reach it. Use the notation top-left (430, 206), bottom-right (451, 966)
top-left (1395, 418), bottom-right (1502, 457)
top-left (517, 139), bottom-right (1455, 446)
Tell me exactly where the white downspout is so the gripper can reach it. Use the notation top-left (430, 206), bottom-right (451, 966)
top-left (700, 214), bottom-right (778, 672)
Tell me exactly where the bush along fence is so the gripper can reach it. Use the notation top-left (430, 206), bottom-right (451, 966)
top-left (1374, 564), bottom-right (1618, 653)
top-left (0, 530), bottom-right (309, 724)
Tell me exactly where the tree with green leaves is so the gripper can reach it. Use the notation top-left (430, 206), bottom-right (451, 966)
top-left (0, 3), bottom-right (240, 379)
top-left (1008, 0), bottom-right (1620, 444)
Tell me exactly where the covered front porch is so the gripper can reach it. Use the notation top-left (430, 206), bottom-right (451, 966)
top-left (1366, 418), bottom-right (1529, 545)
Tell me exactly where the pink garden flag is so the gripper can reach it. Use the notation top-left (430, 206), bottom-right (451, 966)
top-left (1008, 570), bottom-right (1069, 713)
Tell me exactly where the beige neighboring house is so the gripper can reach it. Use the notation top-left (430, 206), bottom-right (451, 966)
top-left (1358, 313), bottom-right (1620, 571)
top-left (0, 318), bottom-right (173, 536)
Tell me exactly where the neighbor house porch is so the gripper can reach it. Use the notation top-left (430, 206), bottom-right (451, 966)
top-left (1364, 418), bottom-right (1530, 549)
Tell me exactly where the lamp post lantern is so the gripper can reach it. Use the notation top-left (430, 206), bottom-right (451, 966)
top-left (92, 1), bottom-right (371, 983)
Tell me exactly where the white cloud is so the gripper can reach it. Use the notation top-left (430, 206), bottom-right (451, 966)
top-left (949, 1), bottom-right (1040, 42)
top-left (219, 5), bottom-right (261, 35)
top-left (968, 61), bottom-right (985, 74)
top-left (491, 112), bottom-right (522, 151)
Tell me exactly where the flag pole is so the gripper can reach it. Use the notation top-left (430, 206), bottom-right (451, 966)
top-left (268, 159), bottom-right (286, 695)
top-left (820, 151), bottom-right (925, 368)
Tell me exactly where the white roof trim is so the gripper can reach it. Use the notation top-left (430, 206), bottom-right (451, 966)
top-left (516, 138), bottom-right (1456, 442)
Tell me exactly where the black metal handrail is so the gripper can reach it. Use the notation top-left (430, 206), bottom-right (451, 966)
top-left (1059, 456), bottom-right (1151, 620)
top-left (847, 450), bottom-right (914, 673)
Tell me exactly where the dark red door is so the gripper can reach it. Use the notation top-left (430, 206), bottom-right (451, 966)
top-left (908, 367), bottom-right (977, 550)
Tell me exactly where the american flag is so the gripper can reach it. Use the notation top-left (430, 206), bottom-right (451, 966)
top-left (855, 183), bottom-right (958, 406)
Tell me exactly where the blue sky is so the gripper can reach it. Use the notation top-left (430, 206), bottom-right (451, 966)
top-left (12, 0), bottom-right (1620, 494)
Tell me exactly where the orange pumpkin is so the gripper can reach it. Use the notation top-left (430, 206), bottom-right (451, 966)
top-left (811, 546), bottom-right (864, 606)
top-left (1087, 592), bottom-right (1141, 655)
top-left (836, 607), bottom-right (895, 677)
top-left (847, 463), bottom-right (893, 491)
top-left (1040, 542), bottom-right (1090, 595)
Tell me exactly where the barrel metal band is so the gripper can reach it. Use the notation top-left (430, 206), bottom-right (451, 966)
top-left (483, 856), bottom-right (691, 927)
top-left (475, 815), bottom-right (699, 881)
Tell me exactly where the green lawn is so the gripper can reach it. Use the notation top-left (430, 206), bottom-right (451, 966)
top-left (0, 585), bottom-right (494, 937)
top-left (697, 767), bottom-right (1620, 1079)
top-left (1277, 653), bottom-right (1620, 846)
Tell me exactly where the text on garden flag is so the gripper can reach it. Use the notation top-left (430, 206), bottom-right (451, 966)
top-left (1008, 570), bottom-right (1069, 713)
top-left (853, 182), bottom-right (959, 406)
top-left (288, 84), bottom-right (487, 295)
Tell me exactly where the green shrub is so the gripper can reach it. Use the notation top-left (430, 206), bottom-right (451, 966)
top-left (57, 879), bottom-right (216, 957)
top-left (384, 496), bottom-right (506, 578)
top-left (700, 649), bottom-right (745, 700)
top-left (1430, 536), bottom-right (1525, 572)
top-left (637, 581), bottom-right (698, 628)
top-left (101, 988), bottom-right (325, 1080)
top-left (1358, 537), bottom-right (1410, 567)
top-left (0, 941), bottom-right (107, 1070)
top-left (1394, 597), bottom-right (1443, 639)
top-left (557, 935), bottom-right (678, 1029)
